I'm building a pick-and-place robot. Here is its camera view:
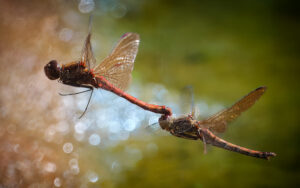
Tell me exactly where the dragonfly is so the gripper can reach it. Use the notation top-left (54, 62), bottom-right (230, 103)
top-left (158, 86), bottom-right (276, 160)
top-left (44, 22), bottom-right (172, 118)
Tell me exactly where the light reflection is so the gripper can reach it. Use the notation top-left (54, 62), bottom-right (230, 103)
top-left (63, 143), bottom-right (73, 154)
top-left (76, 95), bottom-right (93, 111)
top-left (108, 121), bottom-right (121, 133)
top-left (78, 0), bottom-right (95, 13)
top-left (44, 126), bottom-right (56, 142)
top-left (111, 3), bottom-right (127, 19)
top-left (74, 132), bottom-right (85, 142)
top-left (59, 28), bottom-right (73, 42)
top-left (13, 144), bottom-right (19, 153)
top-left (111, 161), bottom-right (121, 173)
top-left (70, 165), bottom-right (80, 175)
top-left (123, 118), bottom-right (137, 132)
top-left (63, 170), bottom-right (72, 179)
top-left (69, 158), bottom-right (78, 167)
top-left (98, 0), bottom-right (116, 13)
top-left (54, 177), bottom-right (62, 187)
top-left (88, 133), bottom-right (101, 145)
top-left (87, 171), bottom-right (99, 183)
top-left (44, 162), bottom-right (57, 173)
top-left (75, 122), bottom-right (88, 134)
top-left (55, 121), bottom-right (69, 135)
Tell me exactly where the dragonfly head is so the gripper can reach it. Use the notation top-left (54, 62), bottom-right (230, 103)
top-left (44, 60), bottom-right (60, 80)
top-left (158, 115), bottom-right (173, 131)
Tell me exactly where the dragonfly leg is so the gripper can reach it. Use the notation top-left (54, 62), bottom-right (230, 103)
top-left (78, 88), bottom-right (94, 119)
top-left (61, 82), bottom-right (93, 89)
top-left (59, 83), bottom-right (93, 96)
top-left (59, 89), bottom-right (92, 96)
top-left (59, 82), bottom-right (93, 94)
top-left (197, 129), bottom-right (207, 154)
top-left (58, 82), bottom-right (94, 118)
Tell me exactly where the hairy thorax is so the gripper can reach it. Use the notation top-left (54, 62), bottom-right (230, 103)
top-left (170, 117), bottom-right (198, 135)
top-left (159, 115), bottom-right (200, 140)
top-left (59, 62), bottom-right (96, 86)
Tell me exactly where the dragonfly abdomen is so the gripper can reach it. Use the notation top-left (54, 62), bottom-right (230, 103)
top-left (95, 76), bottom-right (172, 116)
top-left (201, 128), bottom-right (276, 160)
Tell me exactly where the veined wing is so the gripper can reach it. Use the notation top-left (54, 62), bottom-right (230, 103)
top-left (146, 121), bottom-right (170, 136)
top-left (81, 33), bottom-right (96, 70)
top-left (94, 33), bottom-right (140, 91)
top-left (81, 16), bottom-right (96, 70)
top-left (180, 85), bottom-right (196, 117)
top-left (200, 87), bottom-right (266, 133)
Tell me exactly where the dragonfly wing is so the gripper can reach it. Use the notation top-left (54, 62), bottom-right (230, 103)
top-left (180, 85), bottom-right (196, 117)
top-left (200, 87), bottom-right (267, 133)
top-left (81, 32), bottom-right (96, 70)
top-left (146, 122), bottom-right (170, 136)
top-left (94, 33), bottom-right (140, 91)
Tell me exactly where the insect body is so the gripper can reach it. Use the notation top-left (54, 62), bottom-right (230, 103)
top-left (44, 31), bottom-right (172, 118)
top-left (159, 87), bottom-right (276, 160)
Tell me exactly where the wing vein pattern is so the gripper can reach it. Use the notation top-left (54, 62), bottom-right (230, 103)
top-left (200, 87), bottom-right (266, 133)
top-left (94, 33), bottom-right (140, 91)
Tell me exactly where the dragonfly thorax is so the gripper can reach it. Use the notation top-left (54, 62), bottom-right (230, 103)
top-left (44, 60), bottom-right (60, 80)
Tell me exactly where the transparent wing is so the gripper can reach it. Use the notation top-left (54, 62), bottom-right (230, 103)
top-left (146, 122), bottom-right (167, 135)
top-left (81, 32), bottom-right (96, 70)
top-left (180, 85), bottom-right (195, 117)
top-left (200, 87), bottom-right (267, 133)
top-left (80, 16), bottom-right (95, 70)
top-left (94, 33), bottom-right (140, 91)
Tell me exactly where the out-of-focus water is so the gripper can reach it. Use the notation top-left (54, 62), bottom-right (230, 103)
top-left (0, 0), bottom-right (299, 187)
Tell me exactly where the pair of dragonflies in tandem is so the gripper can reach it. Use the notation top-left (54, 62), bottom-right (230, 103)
top-left (44, 21), bottom-right (276, 160)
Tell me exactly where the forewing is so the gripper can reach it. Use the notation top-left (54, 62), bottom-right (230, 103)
top-left (180, 85), bottom-right (195, 116)
top-left (200, 87), bottom-right (266, 133)
top-left (81, 33), bottom-right (96, 70)
top-left (146, 122), bottom-right (170, 136)
top-left (94, 33), bottom-right (140, 91)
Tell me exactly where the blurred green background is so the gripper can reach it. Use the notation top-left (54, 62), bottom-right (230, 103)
top-left (0, 0), bottom-right (299, 187)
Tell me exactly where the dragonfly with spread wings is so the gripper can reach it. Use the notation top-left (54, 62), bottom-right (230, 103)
top-left (44, 23), bottom-right (172, 118)
top-left (159, 87), bottom-right (276, 160)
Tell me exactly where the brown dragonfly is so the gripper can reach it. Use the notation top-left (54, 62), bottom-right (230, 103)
top-left (44, 22), bottom-right (172, 118)
top-left (159, 87), bottom-right (276, 160)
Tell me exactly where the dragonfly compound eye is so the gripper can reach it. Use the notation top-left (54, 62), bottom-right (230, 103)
top-left (158, 117), bottom-right (172, 131)
top-left (44, 60), bottom-right (60, 80)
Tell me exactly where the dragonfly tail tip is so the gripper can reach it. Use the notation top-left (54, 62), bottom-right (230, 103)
top-left (265, 152), bottom-right (277, 160)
